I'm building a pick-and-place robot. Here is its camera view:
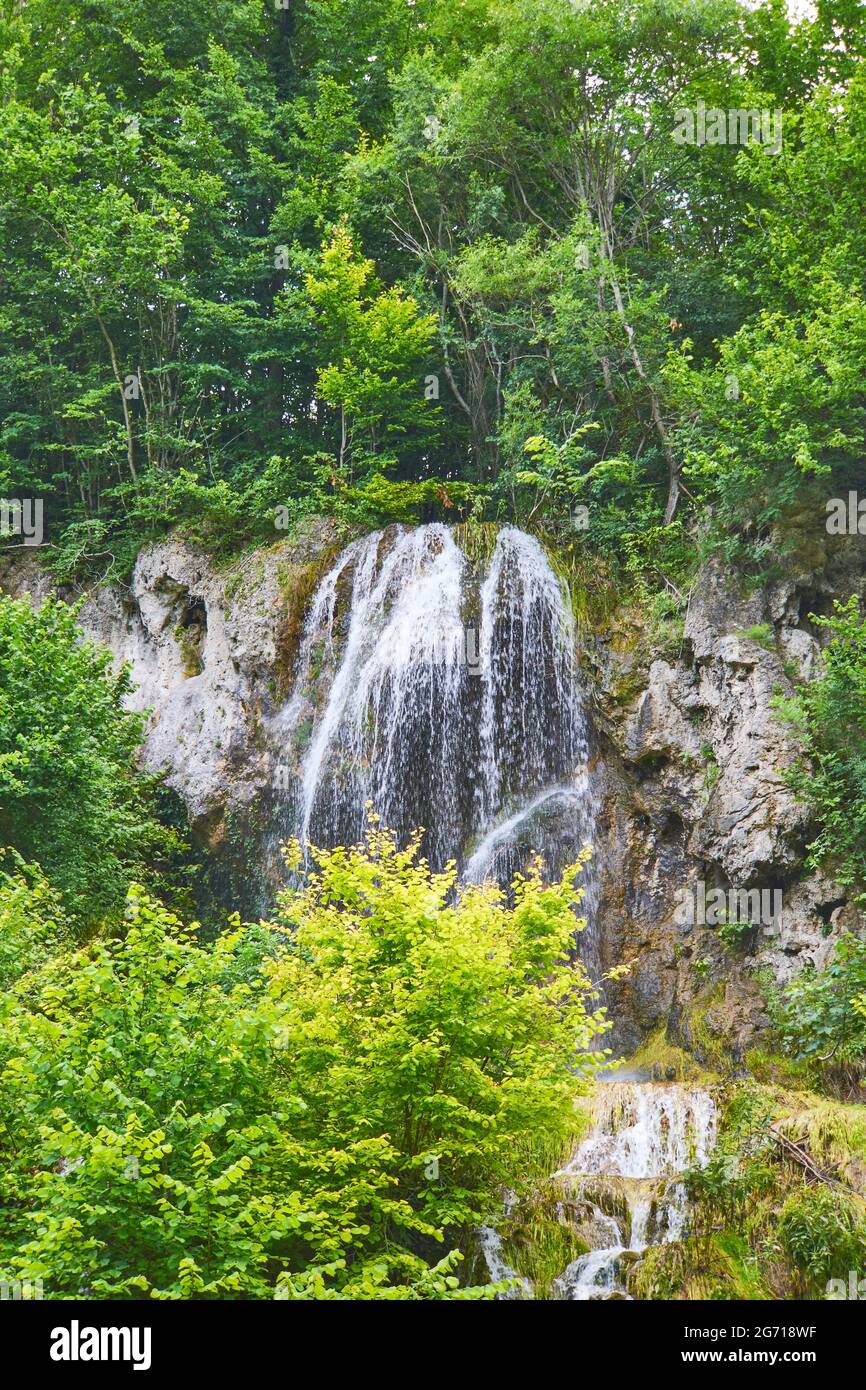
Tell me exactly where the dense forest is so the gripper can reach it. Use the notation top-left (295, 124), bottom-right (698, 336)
top-left (3, 0), bottom-right (865, 575)
top-left (2, 0), bottom-right (866, 1313)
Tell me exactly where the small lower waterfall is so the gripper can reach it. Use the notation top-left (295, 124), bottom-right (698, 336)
top-left (553, 1080), bottom-right (717, 1300)
top-left (478, 1078), bottom-right (717, 1300)
top-left (278, 523), bottom-right (597, 944)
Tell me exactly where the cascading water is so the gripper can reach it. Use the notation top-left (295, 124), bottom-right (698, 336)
top-left (286, 524), bottom-right (470, 863)
top-left (275, 522), bottom-right (716, 1302)
top-left (277, 523), bottom-right (598, 959)
top-left (476, 1077), bottom-right (717, 1301)
top-left (552, 1079), bottom-right (717, 1300)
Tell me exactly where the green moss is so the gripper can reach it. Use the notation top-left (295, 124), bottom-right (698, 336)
top-left (274, 547), bottom-right (340, 695)
top-left (499, 1193), bottom-right (590, 1298)
top-left (682, 989), bottom-right (735, 1072)
top-left (625, 1028), bottom-right (716, 1083)
top-left (173, 623), bottom-right (204, 677)
top-left (744, 1047), bottom-right (814, 1090)
top-left (569, 1095), bottom-right (595, 1145)
top-left (630, 1231), bottom-right (772, 1301)
top-left (737, 622), bottom-right (776, 650)
top-left (776, 1095), bottom-right (866, 1175)
top-left (454, 519), bottom-right (499, 569)
top-left (546, 543), bottom-right (622, 634)
top-left (712, 1232), bottom-right (772, 1299)
top-left (609, 663), bottom-right (649, 708)
top-left (223, 569), bottom-right (243, 605)
top-left (675, 1076), bottom-right (866, 1300)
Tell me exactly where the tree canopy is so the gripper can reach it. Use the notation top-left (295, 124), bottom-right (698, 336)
top-left (1, 0), bottom-right (864, 578)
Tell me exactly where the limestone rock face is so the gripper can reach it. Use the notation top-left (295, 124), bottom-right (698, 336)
top-left (0, 522), bottom-right (340, 894)
top-left (3, 525), bottom-right (865, 1061)
top-left (591, 541), bottom-right (866, 1056)
top-left (87, 541), bottom-right (272, 822)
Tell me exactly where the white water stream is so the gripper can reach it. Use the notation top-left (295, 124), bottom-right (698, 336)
top-left (553, 1081), bottom-right (717, 1300)
top-left (478, 1079), bottom-right (717, 1300)
top-left (280, 523), bottom-right (597, 955)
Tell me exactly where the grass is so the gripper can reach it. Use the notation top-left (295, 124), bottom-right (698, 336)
top-left (453, 519), bottom-right (499, 570)
top-left (775, 1095), bottom-right (866, 1181)
top-left (630, 1232), bottom-right (772, 1300)
top-left (619, 1027), bottom-right (719, 1084)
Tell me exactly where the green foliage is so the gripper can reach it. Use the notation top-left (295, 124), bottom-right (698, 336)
top-left (717, 917), bottom-right (755, 952)
top-left (0, 594), bottom-right (180, 927)
top-left (770, 935), bottom-right (866, 1066)
top-left (776, 596), bottom-right (866, 898)
top-left (300, 225), bottom-right (440, 474)
top-left (778, 1186), bottom-right (866, 1293)
top-left (270, 827), bottom-right (606, 1236)
top-left (0, 0), bottom-right (864, 570)
top-left (0, 851), bottom-right (71, 990)
top-left (738, 622), bottom-right (776, 650)
top-left (655, 1076), bottom-right (866, 1300)
top-left (686, 1084), bottom-right (777, 1230)
top-left (0, 831), bottom-right (604, 1299)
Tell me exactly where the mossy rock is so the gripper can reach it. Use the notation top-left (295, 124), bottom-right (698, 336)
top-left (274, 547), bottom-right (341, 696)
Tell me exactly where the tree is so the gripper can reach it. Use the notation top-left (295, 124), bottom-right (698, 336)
top-left (0, 594), bottom-right (178, 927)
top-left (298, 225), bottom-right (440, 482)
top-left (0, 832), bottom-right (605, 1298)
top-left (270, 826), bottom-right (605, 1237)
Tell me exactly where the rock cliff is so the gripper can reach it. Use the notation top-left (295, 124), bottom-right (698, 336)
top-left (3, 524), bottom-right (864, 1058)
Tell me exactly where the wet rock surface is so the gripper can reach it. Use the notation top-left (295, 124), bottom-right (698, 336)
top-left (3, 524), bottom-right (865, 1054)
top-left (590, 539), bottom-right (866, 1054)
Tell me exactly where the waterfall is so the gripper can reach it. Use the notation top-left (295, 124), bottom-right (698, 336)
top-left (280, 523), bottom-right (597, 929)
top-left (552, 1080), bottom-right (717, 1300)
top-left (561, 1083), bottom-right (717, 1179)
top-left (292, 524), bottom-right (471, 864)
top-left (477, 1218), bottom-right (533, 1300)
top-left (476, 1079), bottom-right (717, 1301)
top-left (475, 526), bottom-right (584, 826)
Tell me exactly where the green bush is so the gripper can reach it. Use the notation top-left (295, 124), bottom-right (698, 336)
top-left (0, 830), bottom-right (605, 1299)
top-left (778, 1186), bottom-right (866, 1293)
top-left (0, 594), bottom-right (181, 927)
top-left (0, 851), bottom-right (71, 990)
top-left (776, 596), bottom-right (866, 900)
top-left (771, 934), bottom-right (866, 1066)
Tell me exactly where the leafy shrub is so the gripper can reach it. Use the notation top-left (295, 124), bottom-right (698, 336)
top-left (776, 596), bottom-right (866, 899)
top-left (778, 1186), bottom-right (866, 1293)
top-left (0, 829), bottom-right (605, 1299)
top-left (770, 934), bottom-right (866, 1065)
top-left (0, 851), bottom-right (71, 989)
top-left (0, 594), bottom-right (181, 927)
top-left (686, 1083), bottom-right (777, 1229)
